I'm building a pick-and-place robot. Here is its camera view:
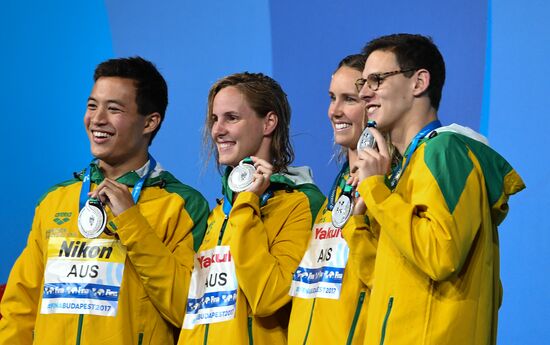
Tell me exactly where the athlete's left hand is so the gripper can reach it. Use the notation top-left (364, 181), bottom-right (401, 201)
top-left (89, 179), bottom-right (134, 217)
top-left (246, 156), bottom-right (273, 197)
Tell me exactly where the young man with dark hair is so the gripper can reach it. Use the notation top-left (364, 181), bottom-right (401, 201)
top-left (346, 34), bottom-right (525, 345)
top-left (0, 56), bottom-right (209, 344)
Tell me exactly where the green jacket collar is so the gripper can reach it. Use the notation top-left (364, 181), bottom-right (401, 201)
top-left (76, 160), bottom-right (163, 187)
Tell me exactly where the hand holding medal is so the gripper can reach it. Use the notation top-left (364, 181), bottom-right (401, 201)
top-left (78, 178), bottom-right (135, 238)
top-left (90, 178), bottom-right (136, 216)
top-left (228, 156), bottom-right (272, 196)
top-left (352, 125), bottom-right (391, 183)
top-left (332, 121), bottom-right (391, 228)
top-left (77, 157), bottom-right (156, 239)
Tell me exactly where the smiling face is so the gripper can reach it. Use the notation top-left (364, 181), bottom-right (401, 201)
top-left (84, 77), bottom-right (153, 170)
top-left (328, 66), bottom-right (366, 150)
top-left (210, 86), bottom-right (271, 167)
top-left (359, 50), bottom-right (417, 134)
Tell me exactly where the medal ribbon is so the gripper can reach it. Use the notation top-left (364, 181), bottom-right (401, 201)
top-left (328, 162), bottom-right (350, 211)
top-left (389, 120), bottom-right (441, 188)
top-left (241, 157), bottom-right (254, 165)
top-left (78, 156), bottom-right (158, 211)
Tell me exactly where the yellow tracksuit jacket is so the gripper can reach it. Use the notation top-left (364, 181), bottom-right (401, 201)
top-left (0, 162), bottom-right (209, 345)
top-left (344, 131), bottom-right (525, 345)
top-left (289, 164), bottom-right (376, 345)
top-left (178, 167), bottom-right (324, 345)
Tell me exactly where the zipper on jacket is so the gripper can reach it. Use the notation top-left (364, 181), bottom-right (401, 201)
top-left (203, 324), bottom-right (210, 345)
top-left (201, 214), bottom-right (228, 345)
top-left (346, 291), bottom-right (366, 345)
top-left (137, 332), bottom-right (143, 345)
top-left (248, 316), bottom-right (254, 345)
top-left (76, 314), bottom-right (84, 345)
top-left (302, 298), bottom-right (317, 345)
top-left (217, 216), bottom-right (229, 245)
top-left (379, 296), bottom-right (394, 345)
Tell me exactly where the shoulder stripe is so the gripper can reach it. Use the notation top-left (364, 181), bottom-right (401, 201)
top-left (294, 183), bottom-right (326, 228)
top-left (160, 171), bottom-right (209, 252)
top-left (423, 133), bottom-right (473, 214)
top-left (37, 177), bottom-right (80, 205)
top-left (458, 136), bottom-right (516, 206)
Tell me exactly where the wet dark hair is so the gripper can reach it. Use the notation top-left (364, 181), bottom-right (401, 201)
top-left (204, 72), bottom-right (294, 173)
top-left (94, 56), bottom-right (168, 144)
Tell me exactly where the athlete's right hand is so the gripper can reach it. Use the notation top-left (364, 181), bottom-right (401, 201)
top-left (351, 127), bottom-right (391, 182)
top-left (246, 156), bottom-right (273, 197)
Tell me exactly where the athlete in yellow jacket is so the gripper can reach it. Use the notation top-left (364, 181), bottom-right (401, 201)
top-left (288, 54), bottom-right (377, 345)
top-left (0, 57), bottom-right (209, 345)
top-left (178, 72), bottom-right (323, 344)
top-left (289, 177), bottom-right (374, 345)
top-left (181, 168), bottom-right (323, 344)
top-left (349, 33), bottom-right (525, 345)
top-left (348, 130), bottom-right (524, 345)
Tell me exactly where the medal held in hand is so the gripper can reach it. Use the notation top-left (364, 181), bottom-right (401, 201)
top-left (357, 120), bottom-right (378, 151)
top-left (332, 185), bottom-right (354, 229)
top-left (228, 158), bottom-right (256, 192)
top-left (78, 198), bottom-right (107, 238)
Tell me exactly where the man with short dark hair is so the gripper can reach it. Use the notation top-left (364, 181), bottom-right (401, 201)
top-left (0, 56), bottom-right (209, 344)
top-left (345, 34), bottom-right (525, 345)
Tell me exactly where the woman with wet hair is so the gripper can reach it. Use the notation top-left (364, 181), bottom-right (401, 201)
top-left (178, 72), bottom-right (324, 345)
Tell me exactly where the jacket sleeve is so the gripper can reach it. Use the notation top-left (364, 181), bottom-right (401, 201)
top-left (0, 207), bottom-right (44, 345)
top-left (228, 192), bottom-right (312, 317)
top-left (112, 195), bottom-right (208, 327)
top-left (342, 214), bottom-right (378, 289)
top-left (358, 147), bottom-right (484, 282)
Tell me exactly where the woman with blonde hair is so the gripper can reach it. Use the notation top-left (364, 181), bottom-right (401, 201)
top-left (288, 54), bottom-right (380, 344)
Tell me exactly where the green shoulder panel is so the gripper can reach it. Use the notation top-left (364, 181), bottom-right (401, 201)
top-left (423, 133), bottom-right (473, 214)
top-left (424, 131), bottom-right (519, 214)
top-left (270, 167), bottom-right (326, 227)
top-left (160, 171), bottom-right (209, 252)
top-left (294, 183), bottom-right (326, 228)
top-left (37, 177), bottom-right (81, 206)
top-left (456, 135), bottom-right (517, 207)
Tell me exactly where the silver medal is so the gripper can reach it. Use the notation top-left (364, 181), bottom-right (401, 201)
top-left (78, 199), bottom-right (107, 238)
top-left (228, 160), bottom-right (256, 192)
top-left (357, 126), bottom-right (377, 151)
top-left (332, 194), bottom-right (354, 228)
